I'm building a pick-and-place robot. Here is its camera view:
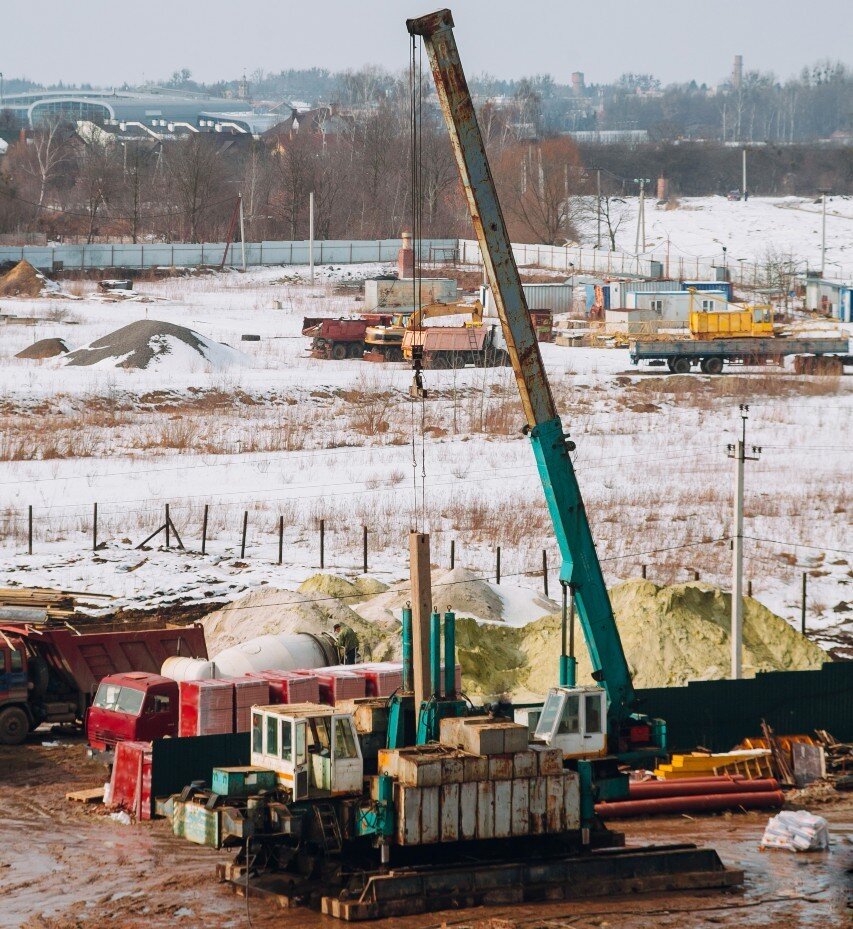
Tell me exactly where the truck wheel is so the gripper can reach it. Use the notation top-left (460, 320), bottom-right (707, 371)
top-left (348, 343), bottom-right (364, 359)
top-left (666, 359), bottom-right (677, 372)
top-left (0, 706), bottom-right (30, 745)
top-left (701, 357), bottom-right (724, 375)
top-left (672, 357), bottom-right (691, 374)
top-left (330, 343), bottom-right (348, 361)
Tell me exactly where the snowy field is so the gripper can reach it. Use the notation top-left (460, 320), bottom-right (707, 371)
top-left (590, 195), bottom-right (853, 279)
top-left (0, 259), bottom-right (850, 656)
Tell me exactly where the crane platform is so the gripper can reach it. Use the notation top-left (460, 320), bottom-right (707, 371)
top-left (219, 842), bottom-right (741, 921)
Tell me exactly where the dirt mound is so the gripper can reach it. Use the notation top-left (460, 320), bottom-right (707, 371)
top-left (64, 319), bottom-right (247, 370)
top-left (297, 573), bottom-right (387, 603)
top-left (457, 580), bottom-right (828, 701)
top-left (200, 582), bottom-right (398, 661)
top-left (15, 337), bottom-right (71, 359)
top-left (0, 260), bottom-right (56, 297)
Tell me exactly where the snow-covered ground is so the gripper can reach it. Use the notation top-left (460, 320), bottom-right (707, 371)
top-left (0, 260), bottom-right (850, 654)
top-left (585, 195), bottom-right (853, 278)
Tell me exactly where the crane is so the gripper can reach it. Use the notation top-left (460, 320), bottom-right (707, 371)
top-left (407, 9), bottom-right (665, 815)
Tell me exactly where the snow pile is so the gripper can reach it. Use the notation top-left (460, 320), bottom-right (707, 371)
top-left (63, 319), bottom-right (248, 371)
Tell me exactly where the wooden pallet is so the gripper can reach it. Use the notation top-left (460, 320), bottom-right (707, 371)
top-left (66, 787), bottom-right (105, 804)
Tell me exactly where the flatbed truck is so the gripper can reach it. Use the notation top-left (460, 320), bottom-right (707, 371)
top-left (630, 336), bottom-right (851, 374)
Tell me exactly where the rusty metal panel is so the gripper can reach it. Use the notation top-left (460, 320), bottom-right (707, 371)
top-left (562, 771), bottom-right (580, 830)
top-left (421, 786), bottom-right (440, 844)
top-left (459, 781), bottom-right (477, 840)
top-left (493, 780), bottom-right (512, 838)
top-left (545, 776), bottom-right (564, 833)
top-left (512, 751), bottom-right (537, 779)
top-left (395, 784), bottom-right (421, 846)
top-left (476, 780), bottom-right (494, 839)
top-left (440, 783), bottom-right (460, 842)
top-left (511, 779), bottom-right (529, 836)
top-left (529, 776), bottom-right (547, 835)
top-left (441, 756), bottom-right (463, 784)
top-left (462, 753), bottom-right (488, 782)
top-left (487, 753), bottom-right (513, 781)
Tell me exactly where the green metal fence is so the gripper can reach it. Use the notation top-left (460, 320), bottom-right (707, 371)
top-left (635, 662), bottom-right (851, 753)
top-left (150, 732), bottom-right (250, 802)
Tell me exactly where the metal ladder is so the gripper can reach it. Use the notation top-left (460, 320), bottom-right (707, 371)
top-left (314, 802), bottom-right (343, 854)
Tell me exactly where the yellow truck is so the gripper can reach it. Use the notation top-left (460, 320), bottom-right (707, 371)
top-left (689, 305), bottom-right (774, 339)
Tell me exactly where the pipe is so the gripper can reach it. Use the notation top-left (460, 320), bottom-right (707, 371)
top-left (629, 778), bottom-right (778, 800)
top-left (595, 790), bottom-right (784, 820)
top-left (430, 609), bottom-right (441, 698)
top-left (401, 606), bottom-right (413, 692)
top-left (443, 610), bottom-right (456, 697)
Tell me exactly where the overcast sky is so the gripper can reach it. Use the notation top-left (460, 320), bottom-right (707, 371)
top-left (3, 0), bottom-right (850, 89)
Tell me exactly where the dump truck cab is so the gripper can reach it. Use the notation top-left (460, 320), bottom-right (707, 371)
top-left (250, 703), bottom-right (363, 800)
top-left (0, 636), bottom-right (32, 744)
top-left (532, 686), bottom-right (609, 759)
top-left (87, 672), bottom-right (178, 753)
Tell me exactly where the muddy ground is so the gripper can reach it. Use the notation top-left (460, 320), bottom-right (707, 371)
top-left (1, 737), bottom-right (850, 929)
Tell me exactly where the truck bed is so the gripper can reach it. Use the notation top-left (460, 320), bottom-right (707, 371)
top-left (630, 336), bottom-right (850, 363)
top-left (2, 623), bottom-right (208, 696)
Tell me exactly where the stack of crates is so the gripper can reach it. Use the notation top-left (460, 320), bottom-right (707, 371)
top-left (233, 678), bottom-right (270, 732)
top-left (248, 670), bottom-right (320, 705)
top-left (354, 663), bottom-right (403, 697)
top-left (179, 679), bottom-right (235, 736)
top-left (375, 718), bottom-right (578, 846)
top-left (312, 669), bottom-right (367, 704)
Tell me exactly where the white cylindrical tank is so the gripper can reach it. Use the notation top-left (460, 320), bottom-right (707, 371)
top-left (161, 656), bottom-right (216, 681)
top-left (161, 632), bottom-right (336, 681)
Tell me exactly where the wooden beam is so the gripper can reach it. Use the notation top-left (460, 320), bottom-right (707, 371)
top-left (409, 532), bottom-right (433, 713)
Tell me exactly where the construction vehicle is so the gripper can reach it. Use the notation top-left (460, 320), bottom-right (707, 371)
top-left (0, 618), bottom-right (206, 745)
top-left (631, 334), bottom-right (850, 374)
top-left (165, 11), bottom-right (740, 917)
top-left (402, 323), bottom-right (510, 368)
top-left (302, 314), bottom-right (393, 360)
top-left (364, 300), bottom-right (482, 362)
top-left (689, 305), bottom-right (774, 339)
top-left (86, 672), bottom-right (180, 756)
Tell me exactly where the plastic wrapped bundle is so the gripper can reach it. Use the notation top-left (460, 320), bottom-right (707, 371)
top-left (250, 670), bottom-right (320, 705)
top-left (315, 670), bottom-right (367, 704)
top-left (761, 810), bottom-right (830, 851)
top-left (179, 679), bottom-right (234, 736)
top-left (233, 678), bottom-right (270, 732)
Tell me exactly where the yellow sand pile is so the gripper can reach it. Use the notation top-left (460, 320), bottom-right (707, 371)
top-left (201, 576), bottom-right (827, 702)
top-left (0, 260), bottom-right (50, 297)
top-left (456, 580), bottom-right (828, 701)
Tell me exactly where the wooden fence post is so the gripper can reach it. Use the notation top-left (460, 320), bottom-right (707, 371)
top-left (165, 504), bottom-right (170, 549)
top-left (496, 546), bottom-right (501, 585)
top-left (320, 519), bottom-right (325, 569)
top-left (241, 511), bottom-right (248, 559)
top-left (92, 502), bottom-right (98, 552)
top-left (801, 572), bottom-right (808, 635)
top-left (450, 539), bottom-right (455, 570)
top-left (542, 550), bottom-right (548, 597)
top-left (28, 505), bottom-right (33, 555)
top-left (278, 515), bottom-right (284, 565)
top-left (641, 564), bottom-right (647, 579)
top-left (362, 525), bottom-right (368, 575)
top-left (201, 504), bottom-right (209, 555)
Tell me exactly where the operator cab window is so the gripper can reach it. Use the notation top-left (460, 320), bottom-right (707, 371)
top-left (535, 691), bottom-right (564, 740)
top-left (266, 715), bottom-right (278, 756)
top-left (334, 717), bottom-right (358, 759)
top-left (252, 713), bottom-right (263, 753)
top-left (10, 649), bottom-right (23, 672)
top-left (281, 720), bottom-right (293, 761)
top-left (557, 694), bottom-right (580, 734)
top-left (585, 692), bottom-right (603, 734)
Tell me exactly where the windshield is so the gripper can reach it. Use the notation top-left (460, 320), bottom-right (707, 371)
top-left (534, 691), bottom-right (565, 741)
top-left (93, 683), bottom-right (145, 716)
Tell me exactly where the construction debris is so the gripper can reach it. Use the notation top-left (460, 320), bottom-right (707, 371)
top-left (761, 810), bottom-right (829, 852)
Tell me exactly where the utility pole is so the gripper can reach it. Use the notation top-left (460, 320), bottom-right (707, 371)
top-left (818, 188), bottom-right (831, 277)
top-left (727, 405), bottom-right (761, 680)
top-left (742, 148), bottom-right (747, 198)
top-left (309, 190), bottom-right (315, 284)
top-left (595, 166), bottom-right (602, 249)
top-left (634, 177), bottom-right (650, 254)
top-left (238, 193), bottom-right (247, 272)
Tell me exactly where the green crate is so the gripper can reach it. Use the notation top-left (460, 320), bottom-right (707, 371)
top-left (211, 766), bottom-right (277, 798)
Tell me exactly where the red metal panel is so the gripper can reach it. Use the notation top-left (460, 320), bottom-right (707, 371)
top-left (109, 740), bottom-right (153, 819)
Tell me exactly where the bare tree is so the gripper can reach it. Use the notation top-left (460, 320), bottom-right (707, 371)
top-left (165, 137), bottom-right (230, 242)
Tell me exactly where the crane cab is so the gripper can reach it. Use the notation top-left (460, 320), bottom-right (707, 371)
top-left (250, 703), bottom-right (363, 800)
top-left (529, 686), bottom-right (608, 759)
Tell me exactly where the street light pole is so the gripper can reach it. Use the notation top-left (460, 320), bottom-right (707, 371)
top-left (818, 188), bottom-right (831, 277)
top-left (595, 167), bottom-right (602, 249)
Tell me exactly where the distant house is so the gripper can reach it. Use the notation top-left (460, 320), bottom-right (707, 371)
top-left (804, 275), bottom-right (853, 322)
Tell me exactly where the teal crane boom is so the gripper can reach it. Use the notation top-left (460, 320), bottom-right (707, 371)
top-left (407, 9), bottom-right (635, 737)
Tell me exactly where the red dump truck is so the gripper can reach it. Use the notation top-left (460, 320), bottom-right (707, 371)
top-left (0, 622), bottom-right (207, 745)
top-left (303, 314), bottom-right (394, 360)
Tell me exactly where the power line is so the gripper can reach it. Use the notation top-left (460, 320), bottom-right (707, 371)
top-left (744, 535), bottom-right (853, 557)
